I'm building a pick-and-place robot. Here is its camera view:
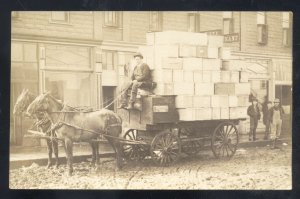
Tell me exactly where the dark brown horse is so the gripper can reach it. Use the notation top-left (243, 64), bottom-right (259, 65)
top-left (26, 92), bottom-right (124, 175)
top-left (13, 89), bottom-right (59, 168)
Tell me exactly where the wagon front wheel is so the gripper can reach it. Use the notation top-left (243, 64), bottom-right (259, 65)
top-left (122, 129), bottom-right (148, 161)
top-left (211, 122), bottom-right (239, 159)
top-left (151, 130), bottom-right (181, 166)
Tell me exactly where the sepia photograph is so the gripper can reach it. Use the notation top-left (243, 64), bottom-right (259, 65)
top-left (9, 11), bottom-right (292, 189)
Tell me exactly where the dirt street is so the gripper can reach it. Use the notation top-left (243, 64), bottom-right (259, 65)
top-left (9, 145), bottom-right (291, 190)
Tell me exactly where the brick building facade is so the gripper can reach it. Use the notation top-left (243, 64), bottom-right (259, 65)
top-left (11, 11), bottom-right (292, 145)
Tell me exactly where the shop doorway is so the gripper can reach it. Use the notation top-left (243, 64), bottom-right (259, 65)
top-left (102, 86), bottom-right (116, 111)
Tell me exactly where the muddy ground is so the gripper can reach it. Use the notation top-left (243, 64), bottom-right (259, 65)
top-left (9, 145), bottom-right (291, 190)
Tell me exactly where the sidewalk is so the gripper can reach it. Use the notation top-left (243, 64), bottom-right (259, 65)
top-left (9, 131), bottom-right (291, 169)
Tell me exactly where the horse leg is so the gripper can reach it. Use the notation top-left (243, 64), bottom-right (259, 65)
top-left (95, 142), bottom-right (100, 166)
top-left (107, 138), bottom-right (123, 170)
top-left (46, 139), bottom-right (53, 168)
top-left (52, 139), bottom-right (59, 169)
top-left (64, 138), bottom-right (74, 176)
top-left (90, 142), bottom-right (96, 168)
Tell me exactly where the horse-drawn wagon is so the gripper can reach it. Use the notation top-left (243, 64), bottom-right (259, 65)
top-left (118, 94), bottom-right (245, 166)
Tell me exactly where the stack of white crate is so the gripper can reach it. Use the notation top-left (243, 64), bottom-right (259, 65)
top-left (138, 31), bottom-right (250, 121)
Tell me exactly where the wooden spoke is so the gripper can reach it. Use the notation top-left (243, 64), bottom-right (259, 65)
top-left (151, 130), bottom-right (181, 166)
top-left (211, 122), bottom-right (239, 159)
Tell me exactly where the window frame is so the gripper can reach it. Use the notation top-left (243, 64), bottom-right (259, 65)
top-left (102, 50), bottom-right (116, 70)
top-left (187, 13), bottom-right (200, 32)
top-left (257, 24), bottom-right (268, 45)
top-left (104, 11), bottom-right (122, 28)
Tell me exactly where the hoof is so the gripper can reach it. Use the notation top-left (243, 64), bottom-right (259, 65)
top-left (55, 164), bottom-right (59, 169)
top-left (46, 163), bottom-right (52, 169)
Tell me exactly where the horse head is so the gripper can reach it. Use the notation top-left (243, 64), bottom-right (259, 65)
top-left (26, 91), bottom-right (52, 117)
top-left (13, 89), bottom-right (35, 115)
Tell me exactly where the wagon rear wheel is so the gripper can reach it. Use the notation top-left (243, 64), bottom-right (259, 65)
top-left (211, 122), bottom-right (239, 159)
top-left (122, 129), bottom-right (148, 161)
top-left (151, 129), bottom-right (181, 166)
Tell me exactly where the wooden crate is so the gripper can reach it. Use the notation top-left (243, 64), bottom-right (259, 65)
top-left (214, 83), bottom-right (251, 95)
top-left (175, 95), bottom-right (193, 108)
top-left (179, 44), bottom-right (197, 57)
top-left (211, 95), bottom-right (229, 108)
top-left (229, 96), bottom-right (238, 107)
top-left (160, 57), bottom-right (183, 69)
top-left (154, 83), bottom-right (174, 95)
top-left (212, 107), bottom-right (221, 120)
top-left (220, 71), bottom-right (231, 83)
top-left (218, 47), bottom-right (231, 60)
top-left (202, 58), bottom-right (222, 70)
top-left (183, 71), bottom-right (194, 82)
top-left (195, 108), bottom-right (212, 120)
top-left (177, 108), bottom-right (195, 121)
top-left (207, 35), bottom-right (224, 47)
top-left (182, 58), bottom-right (203, 71)
top-left (196, 46), bottom-right (208, 58)
top-left (231, 71), bottom-right (240, 83)
top-left (229, 107), bottom-right (248, 119)
top-left (195, 83), bottom-right (214, 95)
top-left (211, 71), bottom-right (221, 83)
top-left (152, 69), bottom-right (173, 83)
top-left (202, 71), bottom-right (211, 83)
top-left (193, 71), bottom-right (203, 82)
top-left (141, 95), bottom-right (179, 125)
top-left (220, 107), bottom-right (229, 119)
top-left (172, 70), bottom-right (184, 82)
top-left (237, 95), bottom-right (250, 106)
top-left (193, 96), bottom-right (211, 108)
top-left (207, 47), bottom-right (219, 59)
top-left (173, 82), bottom-right (195, 95)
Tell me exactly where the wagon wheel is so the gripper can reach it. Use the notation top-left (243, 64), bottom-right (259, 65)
top-left (151, 129), bottom-right (181, 166)
top-left (179, 127), bottom-right (204, 156)
top-left (122, 129), bottom-right (148, 161)
top-left (211, 122), bottom-right (239, 159)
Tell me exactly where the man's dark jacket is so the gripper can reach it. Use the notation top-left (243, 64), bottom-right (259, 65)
top-left (247, 104), bottom-right (261, 120)
top-left (131, 63), bottom-right (151, 82)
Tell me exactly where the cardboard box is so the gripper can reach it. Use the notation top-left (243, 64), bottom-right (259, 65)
top-left (154, 83), bottom-right (174, 95)
top-left (231, 71), bottom-right (240, 83)
top-left (202, 71), bottom-right (211, 83)
top-left (207, 47), bottom-right (219, 59)
top-left (195, 108), bottom-right (212, 120)
top-left (178, 108), bottom-right (195, 121)
top-left (220, 107), bottom-right (229, 119)
top-left (196, 46), bottom-right (208, 58)
top-left (214, 83), bottom-right (251, 95)
top-left (193, 71), bottom-right (202, 83)
top-left (176, 95), bottom-right (193, 108)
top-left (211, 95), bottom-right (229, 108)
top-left (152, 69), bottom-right (173, 83)
top-left (173, 82), bottom-right (195, 95)
top-left (182, 58), bottom-right (203, 71)
top-left (207, 35), bottom-right (224, 47)
top-left (160, 57), bottom-right (183, 69)
top-left (202, 58), bottom-right (222, 70)
top-left (193, 96), bottom-right (211, 108)
top-left (179, 44), bottom-right (197, 57)
top-left (212, 107), bottom-right (221, 120)
top-left (211, 71), bottom-right (221, 82)
top-left (229, 107), bottom-right (248, 119)
top-left (146, 31), bottom-right (208, 46)
top-left (239, 71), bottom-right (249, 83)
top-left (220, 71), bottom-right (231, 83)
top-left (229, 96), bottom-right (238, 107)
top-left (195, 83), bottom-right (214, 95)
top-left (237, 95), bottom-right (250, 106)
top-left (219, 47), bottom-right (231, 60)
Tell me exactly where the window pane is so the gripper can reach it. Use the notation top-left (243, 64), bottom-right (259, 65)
top-left (223, 20), bottom-right (230, 34)
top-left (45, 72), bottom-right (92, 107)
top-left (189, 15), bottom-right (195, 32)
top-left (51, 12), bottom-right (66, 21)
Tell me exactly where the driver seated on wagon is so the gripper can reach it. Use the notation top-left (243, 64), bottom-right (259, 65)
top-left (118, 52), bottom-right (152, 110)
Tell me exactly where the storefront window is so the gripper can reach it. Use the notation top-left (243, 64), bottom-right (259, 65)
top-left (45, 72), bottom-right (92, 107)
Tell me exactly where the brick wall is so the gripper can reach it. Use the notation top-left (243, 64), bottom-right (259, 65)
top-left (12, 12), bottom-right (94, 40)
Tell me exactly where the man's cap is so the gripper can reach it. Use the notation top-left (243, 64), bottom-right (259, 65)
top-left (274, 98), bottom-right (280, 103)
top-left (133, 52), bottom-right (143, 59)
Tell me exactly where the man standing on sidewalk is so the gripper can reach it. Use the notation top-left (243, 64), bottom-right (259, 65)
top-left (118, 53), bottom-right (152, 110)
top-left (263, 100), bottom-right (273, 140)
top-left (269, 98), bottom-right (285, 149)
top-left (247, 98), bottom-right (261, 141)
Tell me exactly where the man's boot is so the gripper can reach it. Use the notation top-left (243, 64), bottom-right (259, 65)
top-left (271, 138), bottom-right (277, 149)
